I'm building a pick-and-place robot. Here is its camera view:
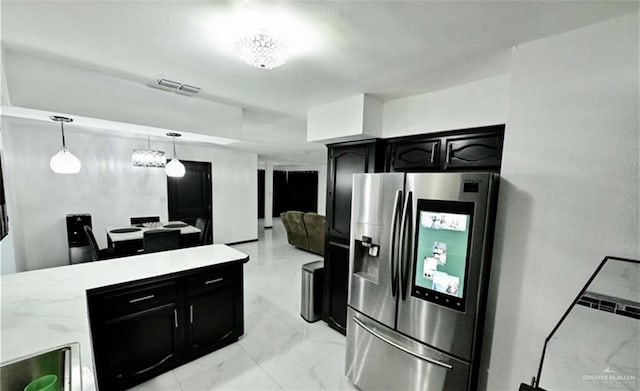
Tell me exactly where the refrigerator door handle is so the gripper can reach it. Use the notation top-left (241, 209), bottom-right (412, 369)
top-left (399, 190), bottom-right (412, 300)
top-left (353, 316), bottom-right (453, 370)
top-left (389, 189), bottom-right (402, 297)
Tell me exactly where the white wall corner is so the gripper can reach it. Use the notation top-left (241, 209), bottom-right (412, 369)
top-left (307, 94), bottom-right (366, 143)
top-left (1, 49), bottom-right (11, 106)
top-left (363, 94), bottom-right (383, 138)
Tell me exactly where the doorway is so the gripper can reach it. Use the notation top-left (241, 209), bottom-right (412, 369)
top-left (272, 170), bottom-right (318, 216)
top-left (167, 160), bottom-right (213, 244)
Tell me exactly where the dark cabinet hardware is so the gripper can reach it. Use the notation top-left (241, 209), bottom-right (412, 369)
top-left (129, 294), bottom-right (154, 304)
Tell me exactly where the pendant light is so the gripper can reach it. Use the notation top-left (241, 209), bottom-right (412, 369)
top-left (49, 116), bottom-right (81, 174)
top-left (132, 135), bottom-right (166, 167)
top-left (165, 132), bottom-right (185, 178)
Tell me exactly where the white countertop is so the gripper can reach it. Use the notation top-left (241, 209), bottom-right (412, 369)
top-left (0, 244), bottom-right (249, 391)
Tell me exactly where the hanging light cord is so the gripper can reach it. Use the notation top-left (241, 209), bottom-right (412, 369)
top-left (60, 121), bottom-right (67, 148)
top-left (172, 136), bottom-right (177, 158)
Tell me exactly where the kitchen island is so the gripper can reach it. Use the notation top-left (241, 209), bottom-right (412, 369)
top-left (0, 244), bottom-right (249, 391)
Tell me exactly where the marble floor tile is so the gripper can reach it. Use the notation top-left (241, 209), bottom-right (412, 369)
top-left (281, 349), bottom-right (359, 391)
top-left (242, 330), bottom-right (343, 386)
top-left (178, 350), bottom-right (280, 391)
top-left (137, 219), bottom-right (349, 390)
top-left (129, 370), bottom-right (181, 391)
top-left (173, 343), bottom-right (246, 383)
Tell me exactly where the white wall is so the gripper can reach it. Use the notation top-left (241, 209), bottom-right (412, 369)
top-left (307, 94), bottom-right (383, 143)
top-left (307, 94), bottom-right (366, 143)
top-left (317, 165), bottom-right (327, 215)
top-left (382, 74), bottom-right (510, 138)
top-left (483, 13), bottom-right (639, 391)
top-left (0, 121), bottom-right (19, 274)
top-left (4, 51), bottom-right (243, 140)
top-left (4, 118), bottom-right (257, 270)
top-left (178, 142), bottom-right (258, 245)
top-left (0, 47), bottom-right (22, 274)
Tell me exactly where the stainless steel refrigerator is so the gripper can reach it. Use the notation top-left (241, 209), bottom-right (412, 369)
top-left (345, 172), bottom-right (499, 391)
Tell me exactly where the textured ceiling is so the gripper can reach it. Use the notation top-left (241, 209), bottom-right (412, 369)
top-left (2, 1), bottom-right (637, 164)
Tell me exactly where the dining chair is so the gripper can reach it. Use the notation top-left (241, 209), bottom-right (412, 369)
top-left (83, 226), bottom-right (116, 261)
top-left (143, 229), bottom-right (181, 253)
top-left (130, 216), bottom-right (160, 226)
top-left (195, 217), bottom-right (210, 245)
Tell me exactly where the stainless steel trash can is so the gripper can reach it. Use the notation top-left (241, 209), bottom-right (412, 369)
top-left (301, 260), bottom-right (324, 323)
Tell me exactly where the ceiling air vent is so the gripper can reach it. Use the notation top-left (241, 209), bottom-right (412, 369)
top-left (150, 77), bottom-right (201, 96)
top-left (178, 84), bottom-right (201, 94)
top-left (157, 78), bottom-right (181, 89)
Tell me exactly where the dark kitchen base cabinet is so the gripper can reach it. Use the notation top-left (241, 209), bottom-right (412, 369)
top-left (323, 140), bottom-right (384, 334)
top-left (323, 242), bottom-right (350, 334)
top-left (87, 261), bottom-right (246, 391)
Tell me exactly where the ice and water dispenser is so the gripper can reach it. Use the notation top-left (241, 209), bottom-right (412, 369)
top-left (352, 225), bottom-right (382, 284)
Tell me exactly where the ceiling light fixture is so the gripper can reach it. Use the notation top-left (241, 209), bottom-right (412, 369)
top-left (49, 115), bottom-right (81, 174)
top-left (234, 31), bottom-right (288, 69)
top-left (165, 132), bottom-right (185, 178)
top-left (132, 135), bottom-right (166, 168)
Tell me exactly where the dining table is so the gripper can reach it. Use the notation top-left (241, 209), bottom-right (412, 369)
top-left (105, 221), bottom-right (201, 256)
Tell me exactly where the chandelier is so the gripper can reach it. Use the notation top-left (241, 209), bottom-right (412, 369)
top-left (234, 32), bottom-right (288, 70)
top-left (132, 135), bottom-right (166, 168)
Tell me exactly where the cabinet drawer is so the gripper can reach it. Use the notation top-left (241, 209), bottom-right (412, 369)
top-left (391, 140), bottom-right (440, 171)
top-left (186, 265), bottom-right (241, 296)
top-left (95, 281), bottom-right (178, 320)
top-left (444, 134), bottom-right (503, 170)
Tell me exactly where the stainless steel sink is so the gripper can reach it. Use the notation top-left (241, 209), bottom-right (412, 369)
top-left (0, 343), bottom-right (81, 391)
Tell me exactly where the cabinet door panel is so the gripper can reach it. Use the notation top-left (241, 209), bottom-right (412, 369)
top-left (444, 134), bottom-right (503, 170)
top-left (391, 140), bottom-right (439, 171)
top-left (323, 243), bottom-right (349, 334)
top-left (187, 284), bottom-right (241, 357)
top-left (185, 263), bottom-right (241, 296)
top-left (328, 147), bottom-right (369, 240)
top-left (99, 303), bottom-right (179, 389)
top-left (95, 280), bottom-right (177, 320)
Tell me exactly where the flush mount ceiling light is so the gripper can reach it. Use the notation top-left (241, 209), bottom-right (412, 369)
top-left (165, 132), bottom-right (185, 178)
top-left (234, 31), bottom-right (289, 69)
top-left (49, 115), bottom-right (81, 174)
top-left (132, 135), bottom-right (166, 168)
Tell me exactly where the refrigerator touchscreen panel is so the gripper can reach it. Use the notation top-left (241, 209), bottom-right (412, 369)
top-left (412, 199), bottom-right (474, 312)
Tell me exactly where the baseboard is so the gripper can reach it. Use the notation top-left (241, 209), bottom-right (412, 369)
top-left (226, 238), bottom-right (259, 246)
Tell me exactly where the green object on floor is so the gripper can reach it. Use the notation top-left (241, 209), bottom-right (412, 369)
top-left (24, 374), bottom-right (58, 391)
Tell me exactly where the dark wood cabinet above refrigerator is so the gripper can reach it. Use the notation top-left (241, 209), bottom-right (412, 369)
top-left (386, 124), bottom-right (505, 172)
top-left (326, 140), bottom-right (385, 244)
